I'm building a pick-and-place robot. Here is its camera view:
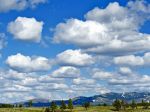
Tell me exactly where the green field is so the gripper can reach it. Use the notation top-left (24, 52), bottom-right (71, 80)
top-left (1, 106), bottom-right (150, 112)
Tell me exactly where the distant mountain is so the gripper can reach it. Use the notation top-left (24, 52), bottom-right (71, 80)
top-left (15, 92), bottom-right (150, 107)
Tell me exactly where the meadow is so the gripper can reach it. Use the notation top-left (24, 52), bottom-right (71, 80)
top-left (1, 106), bottom-right (150, 112)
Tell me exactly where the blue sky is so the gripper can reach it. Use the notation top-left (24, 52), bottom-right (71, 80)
top-left (0, 0), bottom-right (150, 103)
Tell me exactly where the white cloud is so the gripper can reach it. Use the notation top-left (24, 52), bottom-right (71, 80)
top-left (52, 1), bottom-right (150, 55)
top-left (108, 74), bottom-right (150, 86)
top-left (6, 53), bottom-right (51, 72)
top-left (85, 2), bottom-right (139, 31)
top-left (114, 55), bottom-right (144, 66)
top-left (114, 52), bottom-right (150, 66)
top-left (1, 0), bottom-right (150, 103)
top-left (34, 83), bottom-right (69, 91)
top-left (84, 35), bottom-right (150, 55)
top-left (56, 49), bottom-right (94, 67)
top-left (51, 66), bottom-right (80, 78)
top-left (0, 0), bottom-right (47, 12)
top-left (92, 70), bottom-right (114, 79)
top-left (53, 19), bottom-right (110, 48)
top-left (38, 75), bottom-right (64, 83)
top-left (70, 83), bottom-right (110, 95)
top-left (0, 69), bottom-right (69, 103)
top-left (5, 69), bottom-right (26, 80)
top-left (119, 67), bottom-right (132, 75)
top-left (8, 17), bottom-right (43, 42)
top-left (93, 69), bottom-right (150, 90)
top-left (127, 0), bottom-right (150, 13)
top-left (73, 78), bottom-right (95, 85)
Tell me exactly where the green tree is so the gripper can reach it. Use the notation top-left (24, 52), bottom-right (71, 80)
top-left (45, 108), bottom-right (50, 112)
top-left (130, 100), bottom-right (137, 110)
top-left (28, 100), bottom-right (32, 107)
top-left (142, 100), bottom-right (149, 109)
top-left (83, 102), bottom-right (90, 110)
top-left (68, 99), bottom-right (73, 111)
top-left (103, 103), bottom-right (107, 106)
top-left (19, 104), bottom-right (23, 108)
top-left (50, 101), bottom-right (57, 112)
top-left (60, 100), bottom-right (66, 111)
top-left (121, 100), bottom-right (127, 110)
top-left (113, 99), bottom-right (121, 111)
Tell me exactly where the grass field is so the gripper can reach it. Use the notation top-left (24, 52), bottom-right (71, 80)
top-left (1, 106), bottom-right (150, 112)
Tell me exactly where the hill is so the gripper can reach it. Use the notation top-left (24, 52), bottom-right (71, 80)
top-left (15, 92), bottom-right (150, 107)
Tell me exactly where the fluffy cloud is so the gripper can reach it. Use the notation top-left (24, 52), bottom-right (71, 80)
top-left (52, 1), bottom-right (150, 55)
top-left (70, 83), bottom-right (110, 95)
top-left (85, 2), bottom-right (142, 31)
top-left (109, 74), bottom-right (150, 86)
top-left (119, 67), bottom-right (132, 75)
top-left (128, 0), bottom-right (150, 14)
top-left (0, 0), bottom-right (47, 12)
top-left (73, 78), bottom-right (95, 85)
top-left (38, 75), bottom-right (64, 83)
top-left (0, 69), bottom-right (70, 103)
top-left (8, 17), bottom-right (43, 42)
top-left (114, 52), bottom-right (150, 66)
top-left (34, 83), bottom-right (69, 91)
top-left (92, 70), bottom-right (114, 79)
top-left (114, 55), bottom-right (144, 66)
top-left (6, 53), bottom-right (51, 72)
top-left (56, 49), bottom-right (94, 67)
top-left (90, 68), bottom-right (150, 92)
top-left (53, 19), bottom-right (110, 47)
top-left (1, 0), bottom-right (150, 103)
top-left (84, 35), bottom-right (150, 55)
top-left (51, 66), bottom-right (80, 78)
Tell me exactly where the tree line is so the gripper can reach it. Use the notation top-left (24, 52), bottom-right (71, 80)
top-left (0, 104), bottom-right (13, 108)
top-left (1, 98), bottom-right (150, 112)
top-left (45, 98), bottom-right (74, 112)
top-left (113, 99), bottom-right (150, 111)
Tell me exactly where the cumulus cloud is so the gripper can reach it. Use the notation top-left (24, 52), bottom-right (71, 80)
top-left (52, 1), bottom-right (150, 55)
top-left (73, 78), bottom-right (95, 85)
top-left (92, 70), bottom-right (114, 79)
top-left (85, 2), bottom-right (141, 31)
top-left (8, 17), bottom-right (43, 42)
top-left (84, 34), bottom-right (150, 55)
top-left (114, 52), bottom-right (150, 66)
top-left (51, 66), bottom-right (80, 78)
top-left (0, 0), bottom-right (47, 12)
top-left (119, 67), bottom-right (132, 75)
top-left (1, 0), bottom-right (150, 103)
top-left (0, 69), bottom-right (70, 103)
top-left (109, 74), bottom-right (150, 86)
top-left (53, 19), bottom-right (110, 47)
top-left (38, 75), bottom-right (64, 83)
top-left (56, 49), bottom-right (94, 67)
top-left (6, 53), bottom-right (51, 72)
top-left (89, 68), bottom-right (150, 93)
top-left (114, 55), bottom-right (144, 66)
top-left (70, 83), bottom-right (110, 95)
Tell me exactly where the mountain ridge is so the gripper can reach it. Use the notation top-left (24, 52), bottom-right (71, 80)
top-left (14, 92), bottom-right (150, 107)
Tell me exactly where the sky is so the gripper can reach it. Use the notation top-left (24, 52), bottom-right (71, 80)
top-left (0, 0), bottom-right (150, 103)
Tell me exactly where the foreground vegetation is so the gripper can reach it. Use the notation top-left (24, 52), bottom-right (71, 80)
top-left (1, 99), bottom-right (150, 112)
top-left (1, 106), bottom-right (150, 112)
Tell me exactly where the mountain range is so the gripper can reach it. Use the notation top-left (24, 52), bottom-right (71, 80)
top-left (16, 92), bottom-right (150, 107)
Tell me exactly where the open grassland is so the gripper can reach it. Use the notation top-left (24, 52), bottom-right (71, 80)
top-left (1, 106), bottom-right (150, 112)
top-left (0, 108), bottom-right (44, 112)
